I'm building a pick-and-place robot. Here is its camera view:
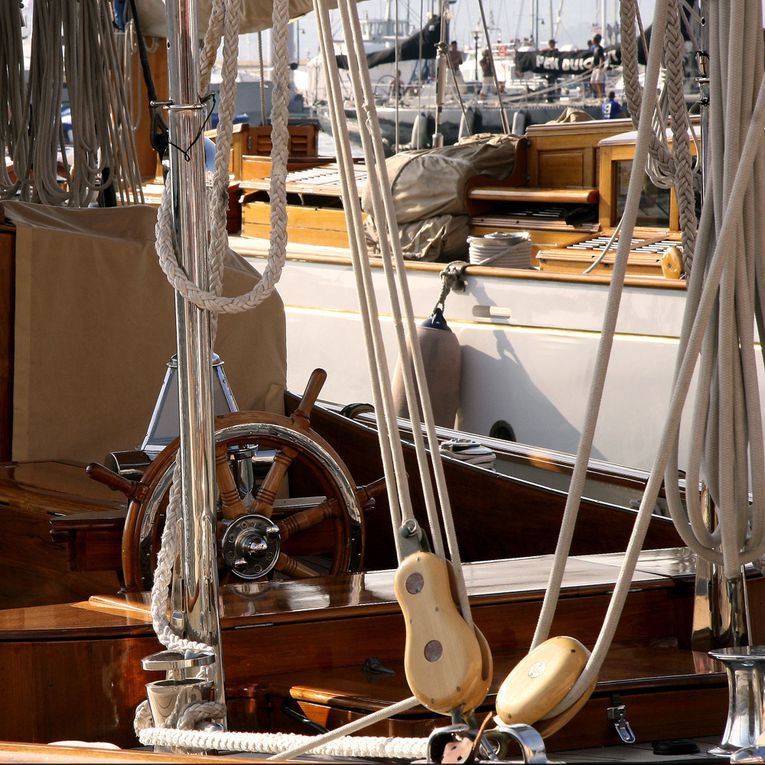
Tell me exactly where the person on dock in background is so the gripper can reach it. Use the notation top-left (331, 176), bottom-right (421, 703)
top-left (448, 41), bottom-right (464, 70)
top-left (583, 39), bottom-right (593, 97)
top-left (601, 90), bottom-right (622, 119)
top-left (590, 33), bottom-right (607, 99)
top-left (479, 48), bottom-right (495, 97)
top-left (447, 40), bottom-right (466, 92)
top-left (544, 38), bottom-right (559, 101)
top-left (389, 69), bottom-right (404, 102)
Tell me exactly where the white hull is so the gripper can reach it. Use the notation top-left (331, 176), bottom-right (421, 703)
top-left (235, 240), bottom-right (715, 472)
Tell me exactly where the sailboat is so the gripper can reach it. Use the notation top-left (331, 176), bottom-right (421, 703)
top-left (1, 0), bottom-right (765, 762)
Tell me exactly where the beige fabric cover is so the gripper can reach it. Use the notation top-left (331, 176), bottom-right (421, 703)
top-left (136, 0), bottom-right (339, 36)
top-left (4, 202), bottom-right (286, 463)
top-left (362, 133), bottom-right (519, 225)
top-left (363, 134), bottom-right (518, 261)
top-left (365, 214), bottom-right (471, 261)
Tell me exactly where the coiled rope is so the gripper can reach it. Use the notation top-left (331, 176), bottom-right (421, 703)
top-left (661, 0), bottom-right (765, 577)
top-left (153, 0), bottom-right (289, 315)
top-left (1, 0), bottom-right (143, 206)
top-left (0, 1), bottom-right (29, 199)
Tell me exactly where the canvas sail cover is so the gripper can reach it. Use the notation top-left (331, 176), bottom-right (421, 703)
top-left (335, 16), bottom-right (441, 70)
top-left (134, 0), bottom-right (350, 36)
top-left (362, 133), bottom-right (519, 261)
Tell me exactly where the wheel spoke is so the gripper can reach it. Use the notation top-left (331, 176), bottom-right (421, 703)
top-left (215, 443), bottom-right (250, 520)
top-left (275, 552), bottom-right (323, 579)
top-left (251, 446), bottom-right (297, 518)
top-left (278, 498), bottom-right (339, 542)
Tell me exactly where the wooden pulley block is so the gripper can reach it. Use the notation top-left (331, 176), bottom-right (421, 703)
top-left (394, 551), bottom-right (493, 716)
top-left (661, 245), bottom-right (683, 279)
top-left (535, 676), bottom-right (597, 738)
top-left (495, 635), bottom-right (591, 730)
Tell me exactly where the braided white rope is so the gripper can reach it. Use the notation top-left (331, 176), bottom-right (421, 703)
top-left (137, 724), bottom-right (427, 760)
top-left (206, 0), bottom-right (244, 311)
top-left (620, 0), bottom-right (698, 269)
top-left (150, 460), bottom-right (213, 653)
top-left (154, 0), bottom-right (290, 315)
top-left (199, 1), bottom-right (226, 96)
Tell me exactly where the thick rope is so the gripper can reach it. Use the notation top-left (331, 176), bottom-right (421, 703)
top-left (329, 0), bottom-right (474, 625)
top-left (312, 0), bottom-right (409, 558)
top-left (661, 0), bottom-right (765, 575)
top-left (532, 0), bottom-right (673, 656)
top-left (154, 0), bottom-right (289, 315)
top-left (137, 725), bottom-right (428, 760)
top-left (150, 460), bottom-right (214, 653)
top-left (0, 2), bottom-right (29, 198)
top-left (620, 0), bottom-right (698, 271)
top-left (135, 693), bottom-right (424, 758)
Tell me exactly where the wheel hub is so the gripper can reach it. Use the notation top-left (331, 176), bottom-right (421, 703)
top-left (221, 514), bottom-right (281, 579)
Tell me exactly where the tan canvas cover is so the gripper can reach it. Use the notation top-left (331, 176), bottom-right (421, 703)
top-left (136, 0), bottom-right (341, 36)
top-left (3, 202), bottom-right (286, 464)
top-left (364, 213), bottom-right (470, 261)
top-left (362, 133), bottom-right (519, 225)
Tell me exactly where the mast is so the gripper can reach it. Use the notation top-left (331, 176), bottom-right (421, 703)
top-left (164, 0), bottom-right (226, 711)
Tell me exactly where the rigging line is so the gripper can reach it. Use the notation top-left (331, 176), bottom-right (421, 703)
top-left (332, 0), bottom-right (448, 555)
top-left (395, 0), bottom-right (400, 152)
top-left (550, 11), bottom-right (765, 720)
top-left (531, 0), bottom-right (672, 656)
top-left (313, 0), bottom-right (409, 552)
top-left (336, 0), bottom-right (474, 623)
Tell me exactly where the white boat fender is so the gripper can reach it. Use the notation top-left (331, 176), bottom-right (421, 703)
top-left (392, 264), bottom-right (465, 433)
top-left (410, 112), bottom-right (430, 150)
top-left (511, 110), bottom-right (528, 136)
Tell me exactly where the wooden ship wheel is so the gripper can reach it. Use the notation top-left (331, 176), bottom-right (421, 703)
top-left (90, 370), bottom-right (384, 592)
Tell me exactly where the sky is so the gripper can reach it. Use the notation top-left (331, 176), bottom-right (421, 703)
top-left (273, 0), bottom-right (659, 62)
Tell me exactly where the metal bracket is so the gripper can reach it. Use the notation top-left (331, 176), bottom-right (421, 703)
top-left (398, 518), bottom-right (431, 557)
top-left (428, 721), bottom-right (554, 764)
top-left (607, 698), bottom-right (636, 744)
